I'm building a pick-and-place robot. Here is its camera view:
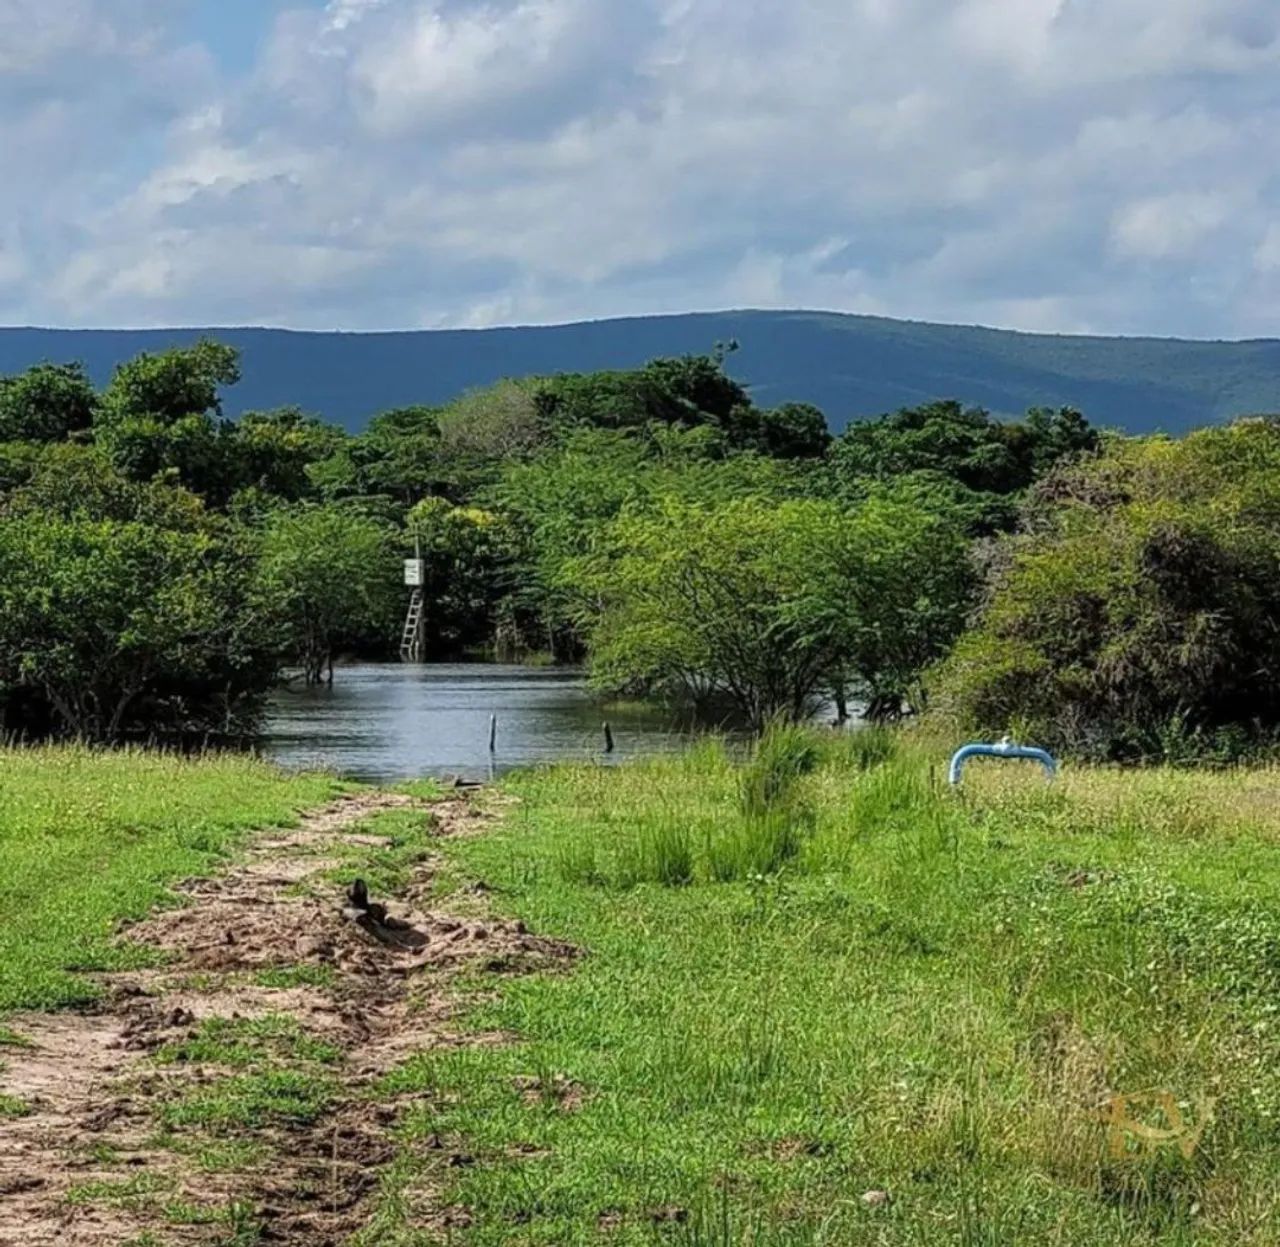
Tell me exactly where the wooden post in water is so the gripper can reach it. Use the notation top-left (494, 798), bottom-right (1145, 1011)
top-left (489, 714), bottom-right (497, 754)
top-left (603, 721), bottom-right (615, 754)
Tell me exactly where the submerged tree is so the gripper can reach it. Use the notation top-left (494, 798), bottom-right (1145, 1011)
top-left (0, 510), bottom-right (275, 741)
top-left (256, 504), bottom-right (399, 685)
top-left (580, 493), bottom-right (971, 730)
top-left (405, 497), bottom-right (510, 656)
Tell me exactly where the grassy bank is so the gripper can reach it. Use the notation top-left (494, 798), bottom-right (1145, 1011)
top-left (0, 745), bottom-right (337, 1012)
top-left (384, 733), bottom-right (1280, 1245)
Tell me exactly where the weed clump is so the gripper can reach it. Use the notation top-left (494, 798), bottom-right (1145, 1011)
top-left (739, 723), bottom-right (820, 822)
top-left (545, 725), bottom-right (908, 888)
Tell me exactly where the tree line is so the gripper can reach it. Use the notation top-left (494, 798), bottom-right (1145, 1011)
top-left (8, 335), bottom-right (1269, 762)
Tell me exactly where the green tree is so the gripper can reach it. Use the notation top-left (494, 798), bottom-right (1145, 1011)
top-left (256, 505), bottom-right (399, 684)
top-left (497, 425), bottom-right (815, 659)
top-left (940, 419), bottom-right (1280, 761)
top-left (406, 498), bottom-right (510, 655)
top-left (535, 355), bottom-right (749, 432)
top-left (98, 412), bottom-right (239, 501)
top-left (432, 379), bottom-right (551, 494)
top-left (5, 442), bottom-right (207, 528)
top-left (580, 494), bottom-right (970, 730)
top-left (0, 362), bottom-right (97, 442)
top-left (809, 487), bottom-right (974, 720)
top-left (829, 400), bottom-right (1098, 533)
top-left (0, 513), bottom-right (274, 741)
top-left (93, 341), bottom-right (246, 502)
top-left (0, 441), bottom-right (45, 495)
top-left (754, 402), bottom-right (831, 459)
top-left (1018, 405), bottom-right (1099, 477)
top-left (98, 339), bottom-right (240, 426)
top-left (234, 407), bottom-right (346, 502)
top-left (313, 405), bottom-right (445, 505)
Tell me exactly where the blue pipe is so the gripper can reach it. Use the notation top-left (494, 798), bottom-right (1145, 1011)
top-left (948, 737), bottom-right (1057, 786)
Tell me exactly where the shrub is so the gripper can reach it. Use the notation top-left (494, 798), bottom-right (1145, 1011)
top-left (939, 421), bottom-right (1280, 762)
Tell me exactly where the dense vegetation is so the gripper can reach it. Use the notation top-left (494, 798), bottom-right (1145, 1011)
top-left (0, 339), bottom-right (1097, 744)
top-left (941, 420), bottom-right (1280, 762)
top-left (7, 333), bottom-right (1280, 763)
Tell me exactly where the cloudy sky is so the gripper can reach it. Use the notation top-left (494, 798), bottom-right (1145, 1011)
top-left (2, 0), bottom-right (1278, 336)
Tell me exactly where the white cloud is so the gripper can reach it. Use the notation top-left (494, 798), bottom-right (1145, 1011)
top-left (3, 0), bottom-right (1280, 337)
top-left (324, 0), bottom-right (389, 33)
top-left (1111, 192), bottom-right (1237, 260)
top-left (1254, 225), bottom-right (1280, 273)
top-left (951, 0), bottom-right (1066, 71)
top-left (347, 0), bottom-right (641, 137)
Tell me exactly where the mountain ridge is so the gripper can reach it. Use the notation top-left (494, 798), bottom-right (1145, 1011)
top-left (2, 310), bottom-right (1277, 434)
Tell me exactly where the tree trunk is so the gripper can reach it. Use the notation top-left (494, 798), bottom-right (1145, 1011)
top-left (834, 686), bottom-right (849, 726)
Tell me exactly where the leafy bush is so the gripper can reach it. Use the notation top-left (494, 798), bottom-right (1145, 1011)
top-left (256, 503), bottom-right (400, 684)
top-left (0, 505), bottom-right (278, 741)
top-left (940, 420), bottom-right (1280, 762)
top-left (582, 492), bottom-right (973, 730)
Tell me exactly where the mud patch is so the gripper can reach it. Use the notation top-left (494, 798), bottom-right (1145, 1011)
top-left (0, 790), bottom-right (574, 1245)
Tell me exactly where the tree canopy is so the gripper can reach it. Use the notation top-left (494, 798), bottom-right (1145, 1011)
top-left (579, 492), bottom-right (972, 729)
top-left (0, 362), bottom-right (97, 443)
top-left (940, 420), bottom-right (1280, 762)
top-left (0, 334), bottom-right (1117, 745)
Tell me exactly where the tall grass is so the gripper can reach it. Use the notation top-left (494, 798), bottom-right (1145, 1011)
top-left (551, 726), bottom-right (897, 889)
top-left (738, 722), bottom-right (821, 821)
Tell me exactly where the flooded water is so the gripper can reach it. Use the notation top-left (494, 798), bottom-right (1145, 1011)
top-left (262, 663), bottom-right (706, 783)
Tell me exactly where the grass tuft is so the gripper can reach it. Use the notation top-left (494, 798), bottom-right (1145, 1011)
top-left (155, 1014), bottom-right (341, 1069)
top-left (160, 1069), bottom-right (336, 1132)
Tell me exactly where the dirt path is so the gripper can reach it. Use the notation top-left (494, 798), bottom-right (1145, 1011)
top-left (0, 791), bottom-right (573, 1246)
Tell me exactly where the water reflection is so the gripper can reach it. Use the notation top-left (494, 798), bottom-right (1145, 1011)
top-left (262, 663), bottom-right (707, 783)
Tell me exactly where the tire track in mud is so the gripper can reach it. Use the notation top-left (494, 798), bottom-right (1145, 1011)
top-left (0, 791), bottom-right (575, 1246)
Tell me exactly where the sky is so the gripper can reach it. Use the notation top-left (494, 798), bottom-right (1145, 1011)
top-left (1, 0), bottom-right (1278, 337)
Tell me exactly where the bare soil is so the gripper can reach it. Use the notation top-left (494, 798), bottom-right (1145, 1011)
top-left (0, 791), bottom-right (574, 1246)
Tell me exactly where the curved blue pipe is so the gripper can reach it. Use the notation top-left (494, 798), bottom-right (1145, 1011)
top-left (948, 738), bottom-right (1057, 786)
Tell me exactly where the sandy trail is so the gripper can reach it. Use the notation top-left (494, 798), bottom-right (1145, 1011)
top-left (0, 790), bottom-right (572, 1246)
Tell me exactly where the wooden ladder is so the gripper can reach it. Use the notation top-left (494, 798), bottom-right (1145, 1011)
top-left (400, 589), bottom-right (424, 662)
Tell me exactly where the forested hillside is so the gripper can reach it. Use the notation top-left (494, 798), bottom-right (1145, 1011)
top-left (2, 310), bottom-right (1277, 433)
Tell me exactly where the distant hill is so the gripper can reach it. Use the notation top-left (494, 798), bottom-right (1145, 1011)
top-left (1, 311), bottom-right (1278, 435)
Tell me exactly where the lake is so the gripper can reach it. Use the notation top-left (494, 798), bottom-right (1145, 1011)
top-left (262, 663), bottom-right (708, 783)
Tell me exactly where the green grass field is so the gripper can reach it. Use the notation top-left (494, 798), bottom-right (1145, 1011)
top-left (373, 732), bottom-right (1280, 1245)
top-left (0, 745), bottom-right (338, 1011)
top-left (7, 735), bottom-right (1280, 1243)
